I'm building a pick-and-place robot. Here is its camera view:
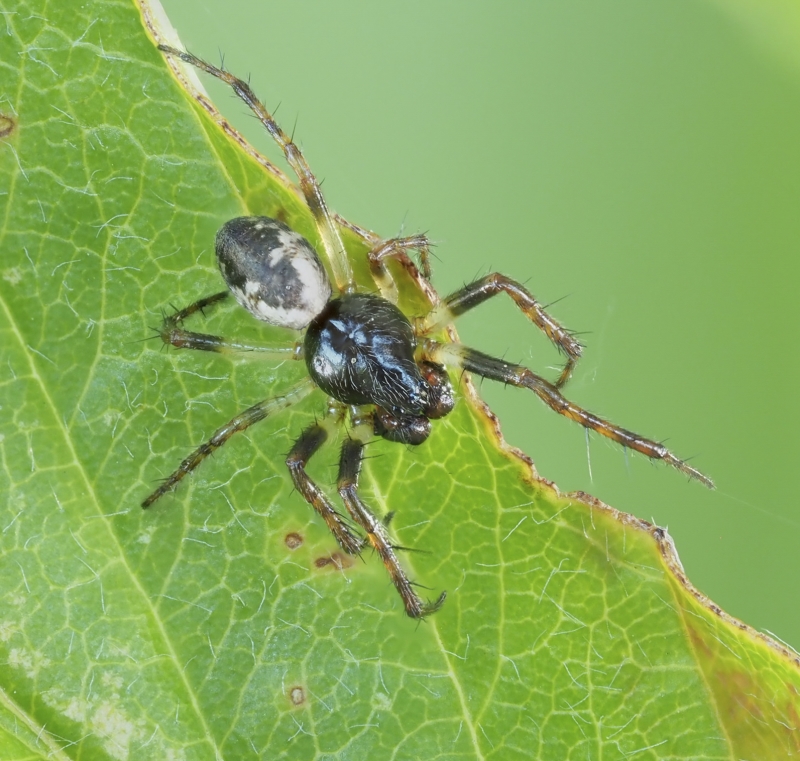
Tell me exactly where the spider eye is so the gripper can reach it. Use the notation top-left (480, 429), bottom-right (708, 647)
top-left (216, 216), bottom-right (331, 329)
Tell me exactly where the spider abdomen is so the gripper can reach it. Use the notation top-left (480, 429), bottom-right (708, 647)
top-left (216, 216), bottom-right (331, 330)
top-left (305, 293), bottom-right (429, 416)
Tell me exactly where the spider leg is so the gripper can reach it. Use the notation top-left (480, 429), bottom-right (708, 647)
top-left (367, 234), bottom-right (432, 303)
top-left (425, 340), bottom-right (714, 488)
top-left (286, 410), bottom-right (364, 555)
top-left (167, 290), bottom-right (229, 321)
top-left (155, 292), bottom-right (304, 358)
top-left (142, 379), bottom-right (316, 508)
top-left (159, 46), bottom-right (354, 294)
top-left (337, 412), bottom-right (446, 618)
top-left (419, 273), bottom-right (582, 388)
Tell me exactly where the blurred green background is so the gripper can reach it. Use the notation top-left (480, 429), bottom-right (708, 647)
top-left (156, 0), bottom-right (800, 648)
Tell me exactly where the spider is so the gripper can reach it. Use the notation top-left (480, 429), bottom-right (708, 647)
top-left (143, 45), bottom-right (714, 619)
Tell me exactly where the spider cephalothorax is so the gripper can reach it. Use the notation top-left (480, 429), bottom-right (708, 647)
top-left (305, 293), bottom-right (431, 414)
top-left (143, 46), bottom-right (713, 619)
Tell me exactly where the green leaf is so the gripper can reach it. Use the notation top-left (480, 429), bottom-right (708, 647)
top-left (1, 1), bottom-right (799, 759)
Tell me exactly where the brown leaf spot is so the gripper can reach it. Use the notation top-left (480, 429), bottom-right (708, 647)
top-left (314, 551), bottom-right (354, 571)
top-left (289, 686), bottom-right (305, 705)
top-left (0, 113), bottom-right (16, 140)
top-left (284, 532), bottom-right (303, 550)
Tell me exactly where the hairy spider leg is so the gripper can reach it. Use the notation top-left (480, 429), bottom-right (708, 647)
top-left (425, 341), bottom-right (714, 488)
top-left (286, 411), bottom-right (364, 555)
top-left (367, 234), bottom-right (433, 304)
top-left (167, 290), bottom-right (229, 320)
top-left (159, 45), bottom-right (354, 294)
top-left (420, 273), bottom-right (583, 388)
top-left (337, 413), bottom-right (446, 618)
top-left (156, 291), bottom-right (304, 358)
top-left (142, 379), bottom-right (316, 508)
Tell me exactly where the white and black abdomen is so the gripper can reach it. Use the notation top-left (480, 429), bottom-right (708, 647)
top-left (304, 293), bottom-right (429, 417)
top-left (216, 216), bottom-right (331, 330)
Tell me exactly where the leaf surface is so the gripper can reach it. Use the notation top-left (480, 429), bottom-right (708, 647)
top-left (0, 1), bottom-right (798, 759)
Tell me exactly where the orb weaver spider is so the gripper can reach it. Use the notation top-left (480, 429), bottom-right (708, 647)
top-left (143, 45), bottom-right (714, 619)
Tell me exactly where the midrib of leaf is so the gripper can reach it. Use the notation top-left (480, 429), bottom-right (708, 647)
top-left (0, 684), bottom-right (72, 761)
top-left (428, 618), bottom-right (486, 761)
top-left (0, 284), bottom-right (220, 755)
top-left (363, 414), bottom-right (490, 760)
